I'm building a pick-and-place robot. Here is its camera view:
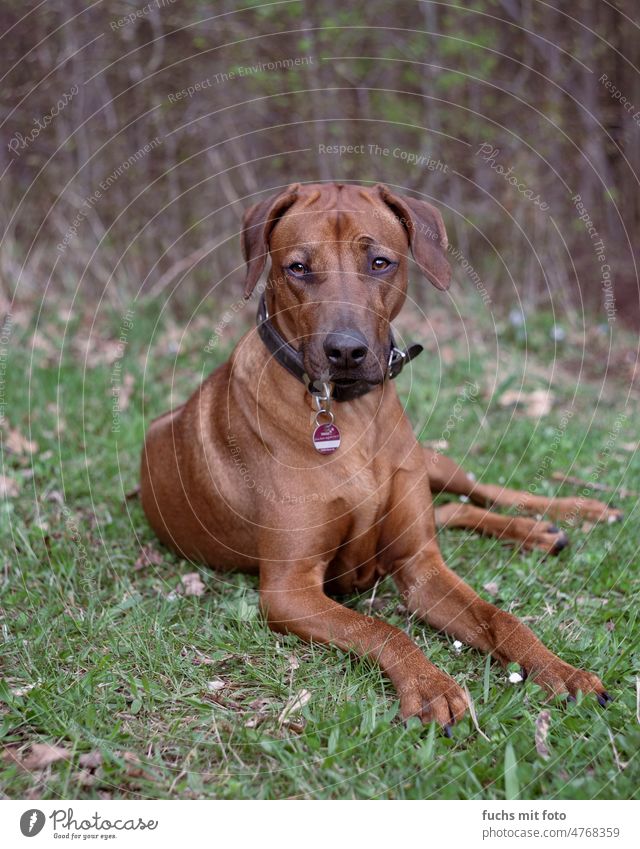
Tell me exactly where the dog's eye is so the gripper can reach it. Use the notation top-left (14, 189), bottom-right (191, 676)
top-left (371, 257), bottom-right (391, 271)
top-left (288, 262), bottom-right (308, 277)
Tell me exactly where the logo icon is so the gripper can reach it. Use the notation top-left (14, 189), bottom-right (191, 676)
top-left (20, 809), bottom-right (45, 837)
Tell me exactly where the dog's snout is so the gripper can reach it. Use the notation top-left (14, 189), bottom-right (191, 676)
top-left (323, 329), bottom-right (368, 370)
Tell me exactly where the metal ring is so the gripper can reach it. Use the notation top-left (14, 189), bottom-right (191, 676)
top-left (314, 410), bottom-right (334, 427)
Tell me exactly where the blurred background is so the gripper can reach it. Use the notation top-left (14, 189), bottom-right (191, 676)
top-left (1, 0), bottom-right (638, 326)
top-left (1, 2), bottom-right (640, 802)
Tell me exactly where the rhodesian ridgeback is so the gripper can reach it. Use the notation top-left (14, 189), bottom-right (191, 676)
top-left (141, 182), bottom-right (618, 732)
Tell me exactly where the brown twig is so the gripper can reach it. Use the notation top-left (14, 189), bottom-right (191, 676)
top-left (551, 473), bottom-right (637, 499)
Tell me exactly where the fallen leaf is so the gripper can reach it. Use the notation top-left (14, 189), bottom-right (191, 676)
top-left (483, 581), bottom-right (500, 596)
top-left (498, 388), bottom-right (554, 418)
top-left (121, 751), bottom-right (155, 780)
top-left (74, 768), bottom-right (96, 786)
top-left (2, 426), bottom-right (38, 455)
top-left (79, 750), bottom-right (102, 769)
top-left (117, 373), bottom-right (135, 412)
top-left (181, 572), bottom-right (205, 597)
top-left (0, 474), bottom-right (19, 497)
top-left (278, 688), bottom-right (311, 725)
top-left (134, 544), bottom-right (164, 571)
top-left (605, 620), bottom-right (615, 632)
top-left (22, 743), bottom-right (70, 770)
top-left (535, 710), bottom-right (551, 760)
top-left (207, 678), bottom-right (226, 692)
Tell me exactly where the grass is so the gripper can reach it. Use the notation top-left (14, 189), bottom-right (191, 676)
top-left (0, 295), bottom-right (638, 800)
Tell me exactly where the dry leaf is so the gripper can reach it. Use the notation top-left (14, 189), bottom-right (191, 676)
top-left (483, 581), bottom-right (499, 597)
top-left (134, 544), bottom-right (164, 571)
top-left (535, 710), bottom-right (551, 760)
top-left (278, 688), bottom-right (311, 725)
top-left (79, 750), bottom-right (102, 769)
top-left (117, 373), bottom-right (135, 412)
top-left (75, 768), bottom-right (96, 786)
top-left (122, 751), bottom-right (154, 780)
top-left (181, 572), bottom-right (205, 597)
top-left (207, 678), bottom-right (226, 691)
top-left (498, 388), bottom-right (554, 418)
top-left (3, 426), bottom-right (38, 455)
top-left (0, 474), bottom-right (19, 497)
top-left (22, 743), bottom-right (70, 770)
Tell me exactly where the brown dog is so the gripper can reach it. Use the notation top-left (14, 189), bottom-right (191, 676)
top-left (141, 182), bottom-right (617, 731)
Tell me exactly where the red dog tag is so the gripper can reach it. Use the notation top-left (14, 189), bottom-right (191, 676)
top-left (312, 423), bottom-right (341, 454)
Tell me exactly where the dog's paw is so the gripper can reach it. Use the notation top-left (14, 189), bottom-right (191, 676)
top-left (523, 657), bottom-right (612, 705)
top-left (548, 497), bottom-right (623, 525)
top-left (398, 669), bottom-right (468, 732)
top-left (511, 519), bottom-right (569, 554)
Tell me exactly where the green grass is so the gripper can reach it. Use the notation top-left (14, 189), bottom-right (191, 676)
top-left (1, 299), bottom-right (638, 799)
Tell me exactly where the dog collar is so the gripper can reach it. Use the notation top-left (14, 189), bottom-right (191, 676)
top-left (256, 292), bottom-right (423, 402)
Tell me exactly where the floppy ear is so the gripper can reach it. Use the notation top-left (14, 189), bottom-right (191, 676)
top-left (241, 183), bottom-right (300, 298)
top-left (375, 184), bottom-right (451, 290)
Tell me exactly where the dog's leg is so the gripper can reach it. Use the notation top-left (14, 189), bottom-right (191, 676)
top-left (259, 560), bottom-right (468, 727)
top-left (425, 447), bottom-right (623, 524)
top-left (434, 502), bottom-right (569, 554)
top-left (391, 548), bottom-right (611, 705)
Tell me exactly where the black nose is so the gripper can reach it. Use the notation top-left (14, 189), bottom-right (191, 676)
top-left (323, 329), bottom-right (368, 370)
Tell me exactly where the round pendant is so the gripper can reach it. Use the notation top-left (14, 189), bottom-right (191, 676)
top-left (312, 422), bottom-right (341, 454)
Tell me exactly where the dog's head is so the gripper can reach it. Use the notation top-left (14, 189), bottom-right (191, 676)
top-left (241, 182), bottom-right (451, 388)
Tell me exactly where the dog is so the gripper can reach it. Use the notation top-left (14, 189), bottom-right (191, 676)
top-left (141, 182), bottom-right (617, 732)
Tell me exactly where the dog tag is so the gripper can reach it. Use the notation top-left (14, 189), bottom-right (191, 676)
top-left (312, 422), bottom-right (341, 454)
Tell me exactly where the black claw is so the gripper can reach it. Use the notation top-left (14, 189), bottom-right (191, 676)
top-left (548, 525), bottom-right (560, 534)
top-left (551, 532), bottom-right (569, 554)
top-left (519, 666), bottom-right (528, 681)
top-left (443, 723), bottom-right (454, 738)
top-left (567, 694), bottom-right (577, 703)
top-left (597, 691), bottom-right (614, 706)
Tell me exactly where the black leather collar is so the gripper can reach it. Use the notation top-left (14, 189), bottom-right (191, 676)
top-left (256, 293), bottom-right (423, 402)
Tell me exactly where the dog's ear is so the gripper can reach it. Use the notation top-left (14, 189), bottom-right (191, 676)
top-left (375, 184), bottom-right (451, 290)
top-left (241, 183), bottom-right (300, 298)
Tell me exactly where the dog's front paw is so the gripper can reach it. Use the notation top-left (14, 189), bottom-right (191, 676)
top-left (397, 668), bottom-right (468, 732)
top-left (523, 657), bottom-right (612, 706)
